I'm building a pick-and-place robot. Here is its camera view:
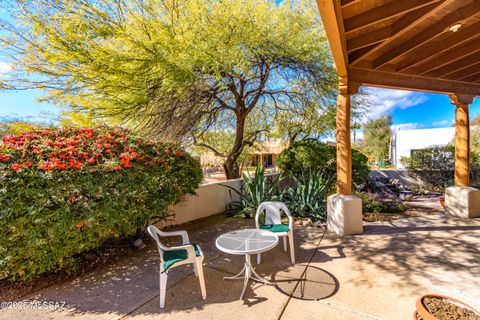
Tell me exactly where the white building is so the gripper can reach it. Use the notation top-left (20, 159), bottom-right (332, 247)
top-left (390, 127), bottom-right (455, 168)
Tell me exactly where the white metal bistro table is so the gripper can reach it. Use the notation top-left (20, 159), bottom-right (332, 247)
top-left (215, 228), bottom-right (278, 299)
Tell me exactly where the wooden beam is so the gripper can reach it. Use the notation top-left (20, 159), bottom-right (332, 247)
top-left (341, 0), bottom-right (361, 7)
top-left (404, 35), bottom-right (480, 74)
top-left (397, 22), bottom-right (480, 73)
top-left (316, 0), bottom-right (348, 78)
top-left (350, 0), bottom-right (451, 65)
top-left (444, 61), bottom-right (480, 81)
top-left (458, 72), bottom-right (480, 84)
top-left (349, 67), bottom-right (480, 95)
top-left (344, 0), bottom-right (440, 33)
top-left (336, 78), bottom-right (353, 195)
top-left (450, 94), bottom-right (471, 187)
top-left (424, 51), bottom-right (480, 78)
top-left (347, 26), bottom-right (391, 52)
top-left (346, 3), bottom-right (439, 52)
top-left (371, 1), bottom-right (480, 69)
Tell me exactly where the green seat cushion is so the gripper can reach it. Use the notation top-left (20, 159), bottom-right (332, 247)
top-left (260, 224), bottom-right (290, 233)
top-left (163, 243), bottom-right (200, 270)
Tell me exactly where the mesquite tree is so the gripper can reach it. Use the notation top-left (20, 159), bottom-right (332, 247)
top-left (1, 0), bottom-right (337, 179)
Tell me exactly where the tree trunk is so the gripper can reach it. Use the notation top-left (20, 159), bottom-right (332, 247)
top-left (288, 133), bottom-right (298, 148)
top-left (223, 113), bottom-right (247, 180)
top-left (224, 158), bottom-right (240, 179)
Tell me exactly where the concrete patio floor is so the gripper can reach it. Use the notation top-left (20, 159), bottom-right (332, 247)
top-left (1, 209), bottom-right (479, 320)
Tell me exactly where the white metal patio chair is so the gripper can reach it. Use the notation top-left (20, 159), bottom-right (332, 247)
top-left (147, 225), bottom-right (207, 308)
top-left (255, 201), bottom-right (295, 264)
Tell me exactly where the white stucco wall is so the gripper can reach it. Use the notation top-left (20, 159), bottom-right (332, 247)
top-left (391, 127), bottom-right (455, 168)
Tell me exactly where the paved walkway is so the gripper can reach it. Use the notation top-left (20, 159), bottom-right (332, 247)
top-left (1, 211), bottom-right (479, 320)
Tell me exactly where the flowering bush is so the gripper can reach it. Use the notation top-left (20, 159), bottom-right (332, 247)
top-left (0, 126), bottom-right (202, 280)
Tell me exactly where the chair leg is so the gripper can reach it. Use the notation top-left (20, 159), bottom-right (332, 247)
top-left (193, 261), bottom-right (198, 277)
top-left (159, 270), bottom-right (168, 308)
top-left (196, 258), bottom-right (207, 300)
top-left (283, 236), bottom-right (287, 252)
top-left (288, 232), bottom-right (295, 264)
top-left (257, 253), bottom-right (261, 264)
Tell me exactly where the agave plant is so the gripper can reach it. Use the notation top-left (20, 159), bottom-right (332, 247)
top-left (223, 165), bottom-right (282, 218)
top-left (281, 170), bottom-right (333, 222)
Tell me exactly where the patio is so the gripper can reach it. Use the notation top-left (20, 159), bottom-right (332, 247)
top-left (1, 203), bottom-right (479, 320)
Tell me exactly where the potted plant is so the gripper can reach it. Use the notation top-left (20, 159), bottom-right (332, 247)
top-left (413, 293), bottom-right (480, 320)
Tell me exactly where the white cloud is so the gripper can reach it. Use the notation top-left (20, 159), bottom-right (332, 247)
top-left (0, 62), bottom-right (12, 75)
top-left (391, 122), bottom-right (423, 132)
top-left (431, 119), bottom-right (452, 127)
top-left (362, 87), bottom-right (428, 119)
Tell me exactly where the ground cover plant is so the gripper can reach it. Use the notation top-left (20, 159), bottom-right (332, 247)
top-left (0, 126), bottom-right (202, 280)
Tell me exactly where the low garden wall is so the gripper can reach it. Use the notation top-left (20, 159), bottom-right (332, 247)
top-left (168, 173), bottom-right (283, 225)
top-left (168, 178), bottom-right (242, 225)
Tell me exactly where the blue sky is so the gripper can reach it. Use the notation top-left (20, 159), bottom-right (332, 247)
top-left (363, 87), bottom-right (480, 130)
top-left (1, 6), bottom-right (479, 130)
top-left (1, 79), bottom-right (479, 129)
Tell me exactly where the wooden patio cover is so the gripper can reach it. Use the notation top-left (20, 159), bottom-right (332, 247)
top-left (316, 0), bottom-right (480, 195)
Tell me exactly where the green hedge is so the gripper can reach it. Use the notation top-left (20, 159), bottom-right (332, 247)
top-left (0, 126), bottom-right (202, 280)
top-left (277, 140), bottom-right (369, 190)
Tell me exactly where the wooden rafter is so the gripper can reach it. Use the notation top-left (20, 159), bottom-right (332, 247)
top-left (346, 2), bottom-right (439, 52)
top-left (349, 0), bottom-right (451, 66)
top-left (398, 23), bottom-right (480, 74)
top-left (344, 0), bottom-right (441, 34)
top-left (445, 62), bottom-right (480, 81)
top-left (340, 0), bottom-right (361, 7)
top-left (371, 1), bottom-right (480, 69)
top-left (458, 71), bottom-right (480, 82)
top-left (349, 67), bottom-right (480, 95)
top-left (424, 51), bottom-right (480, 78)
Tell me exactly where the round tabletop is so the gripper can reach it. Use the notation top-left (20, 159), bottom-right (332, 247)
top-left (216, 228), bottom-right (279, 255)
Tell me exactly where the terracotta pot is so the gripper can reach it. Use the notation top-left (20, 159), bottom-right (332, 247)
top-left (415, 293), bottom-right (480, 320)
top-left (439, 197), bottom-right (445, 208)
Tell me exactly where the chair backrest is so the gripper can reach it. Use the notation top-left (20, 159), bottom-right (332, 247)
top-left (256, 201), bottom-right (292, 226)
top-left (147, 225), bottom-right (166, 263)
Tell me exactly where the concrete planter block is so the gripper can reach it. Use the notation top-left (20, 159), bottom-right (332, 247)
top-left (445, 186), bottom-right (480, 218)
top-left (327, 194), bottom-right (363, 236)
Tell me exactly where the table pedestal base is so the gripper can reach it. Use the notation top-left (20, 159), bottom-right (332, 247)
top-left (223, 254), bottom-right (273, 299)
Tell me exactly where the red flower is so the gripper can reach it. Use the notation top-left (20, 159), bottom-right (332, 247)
top-left (11, 163), bottom-right (21, 171)
top-left (87, 158), bottom-right (95, 164)
top-left (23, 161), bottom-right (33, 167)
top-left (58, 163), bottom-right (68, 170)
top-left (0, 155), bottom-right (10, 162)
top-left (75, 221), bottom-right (87, 229)
top-left (120, 158), bottom-right (132, 168)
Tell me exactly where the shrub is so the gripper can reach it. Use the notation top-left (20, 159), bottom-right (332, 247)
top-left (355, 192), bottom-right (406, 214)
top-left (401, 145), bottom-right (480, 190)
top-left (277, 140), bottom-right (369, 190)
top-left (0, 126), bottom-right (202, 280)
top-left (280, 170), bottom-right (332, 222)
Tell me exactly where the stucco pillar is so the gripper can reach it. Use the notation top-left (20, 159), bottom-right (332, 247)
top-left (445, 94), bottom-right (480, 218)
top-left (327, 79), bottom-right (363, 236)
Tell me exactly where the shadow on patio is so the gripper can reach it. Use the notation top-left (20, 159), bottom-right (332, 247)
top-left (1, 212), bottom-right (478, 320)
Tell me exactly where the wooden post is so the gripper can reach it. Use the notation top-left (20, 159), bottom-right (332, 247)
top-left (450, 94), bottom-right (474, 187)
top-left (336, 79), bottom-right (359, 195)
